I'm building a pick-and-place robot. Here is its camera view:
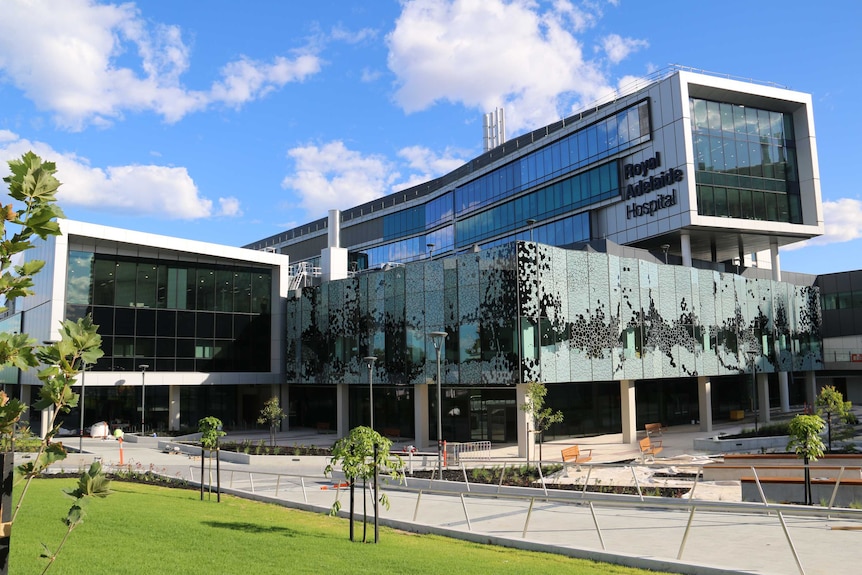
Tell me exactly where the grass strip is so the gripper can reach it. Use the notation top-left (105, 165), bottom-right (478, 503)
top-left (12, 478), bottom-right (669, 575)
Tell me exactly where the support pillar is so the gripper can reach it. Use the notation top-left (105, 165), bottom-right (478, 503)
top-left (336, 383), bottom-right (349, 438)
top-left (680, 233), bottom-right (692, 267)
top-left (620, 379), bottom-right (637, 444)
top-left (697, 376), bottom-right (713, 432)
top-left (516, 383), bottom-right (534, 460)
top-left (413, 383), bottom-right (429, 449)
top-left (805, 371), bottom-right (818, 407)
top-left (757, 372), bottom-right (771, 424)
top-left (18, 384), bottom-right (33, 429)
top-left (770, 239), bottom-right (782, 281)
top-left (168, 385), bottom-right (181, 431)
top-left (777, 372), bottom-right (790, 413)
top-left (39, 406), bottom-right (54, 440)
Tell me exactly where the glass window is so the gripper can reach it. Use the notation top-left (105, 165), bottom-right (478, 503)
top-left (66, 251), bottom-right (94, 305)
top-left (714, 187), bottom-right (728, 216)
top-left (196, 269), bottom-right (215, 311)
top-left (698, 186), bottom-right (714, 216)
top-left (710, 137), bottom-right (725, 171)
top-left (739, 189), bottom-right (753, 219)
top-left (92, 258), bottom-right (115, 306)
top-left (727, 188), bottom-right (740, 218)
top-left (720, 103), bottom-right (734, 133)
top-left (693, 99), bottom-right (708, 131)
top-left (733, 106), bottom-right (747, 134)
top-left (136, 263), bottom-right (158, 308)
top-left (114, 261), bottom-right (136, 307)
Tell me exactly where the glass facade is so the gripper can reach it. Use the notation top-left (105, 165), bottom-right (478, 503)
top-left (65, 250), bottom-right (273, 372)
top-left (355, 100), bottom-right (650, 269)
top-left (691, 98), bottom-right (802, 223)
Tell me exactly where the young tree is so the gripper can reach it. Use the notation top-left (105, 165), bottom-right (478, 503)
top-left (257, 397), bottom-right (286, 447)
top-left (0, 152), bottom-right (106, 573)
top-left (786, 414), bottom-right (826, 505)
top-left (519, 381), bottom-right (564, 464)
top-left (324, 426), bottom-right (403, 543)
top-left (198, 416), bottom-right (226, 502)
top-left (815, 385), bottom-right (852, 453)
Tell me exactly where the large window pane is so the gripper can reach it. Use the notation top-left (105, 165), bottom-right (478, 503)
top-left (66, 251), bottom-right (94, 305)
top-left (114, 261), bottom-right (136, 307)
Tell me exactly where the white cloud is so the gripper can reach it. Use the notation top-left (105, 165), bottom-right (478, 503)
top-left (601, 34), bottom-right (648, 64)
top-left (784, 198), bottom-right (862, 250)
top-left (0, 0), bottom-right (322, 130)
top-left (331, 25), bottom-right (378, 44)
top-left (0, 132), bottom-right (231, 219)
top-left (386, 0), bottom-right (631, 134)
top-left (397, 145), bottom-right (466, 180)
top-left (218, 197), bottom-right (242, 217)
top-left (281, 140), bottom-right (470, 220)
top-left (282, 141), bottom-right (396, 216)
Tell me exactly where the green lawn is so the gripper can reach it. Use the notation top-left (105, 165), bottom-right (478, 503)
top-left (12, 479), bottom-right (670, 575)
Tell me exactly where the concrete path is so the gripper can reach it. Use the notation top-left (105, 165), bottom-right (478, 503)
top-left (41, 420), bottom-right (862, 575)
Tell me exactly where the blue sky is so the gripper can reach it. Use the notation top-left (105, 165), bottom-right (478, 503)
top-left (0, 0), bottom-right (859, 274)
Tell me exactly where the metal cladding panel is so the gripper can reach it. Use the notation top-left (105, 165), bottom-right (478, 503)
top-left (478, 246), bottom-right (519, 384)
top-left (717, 273), bottom-right (739, 375)
top-left (424, 259), bottom-right (443, 293)
top-left (458, 253), bottom-right (481, 286)
top-left (405, 263), bottom-right (424, 299)
top-left (620, 257), bottom-right (644, 381)
top-left (283, 241), bottom-right (824, 386)
top-left (458, 258), bottom-right (481, 321)
top-left (518, 242), bottom-right (541, 382)
top-left (587, 252), bottom-right (613, 381)
top-left (773, 283), bottom-right (793, 372)
top-left (673, 266), bottom-right (698, 377)
top-left (539, 246), bottom-right (572, 383)
top-left (567, 250), bottom-right (593, 382)
top-left (638, 259), bottom-right (661, 379)
top-left (658, 265), bottom-right (679, 378)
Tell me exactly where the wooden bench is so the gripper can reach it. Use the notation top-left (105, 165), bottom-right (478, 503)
top-left (639, 436), bottom-right (663, 462)
top-left (645, 422), bottom-right (667, 436)
top-left (561, 445), bottom-right (592, 475)
top-left (383, 427), bottom-right (401, 439)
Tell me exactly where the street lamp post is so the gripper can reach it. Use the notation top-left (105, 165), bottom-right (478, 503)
top-left (363, 356), bottom-right (377, 430)
top-left (138, 364), bottom-right (149, 436)
top-left (78, 361), bottom-right (87, 453)
top-left (526, 219), bottom-right (536, 242)
top-left (429, 331), bottom-right (448, 478)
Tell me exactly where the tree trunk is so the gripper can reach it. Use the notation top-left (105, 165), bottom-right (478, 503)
top-left (349, 481), bottom-right (355, 542)
top-left (804, 455), bottom-right (812, 505)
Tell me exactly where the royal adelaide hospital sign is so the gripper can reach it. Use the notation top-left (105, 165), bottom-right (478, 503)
top-left (621, 152), bottom-right (683, 219)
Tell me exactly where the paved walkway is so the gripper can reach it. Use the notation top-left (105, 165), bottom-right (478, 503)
top-left (45, 419), bottom-right (862, 575)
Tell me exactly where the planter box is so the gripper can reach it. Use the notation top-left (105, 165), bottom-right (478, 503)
top-left (693, 434), bottom-right (791, 453)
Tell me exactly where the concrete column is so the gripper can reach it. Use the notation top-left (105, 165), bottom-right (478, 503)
top-left (697, 376), bottom-right (713, 432)
top-left (516, 383), bottom-right (534, 460)
top-left (805, 371), bottom-right (818, 407)
top-left (336, 383), bottom-right (349, 438)
top-left (777, 372), bottom-right (790, 413)
top-left (757, 372), bottom-right (770, 424)
top-left (168, 385), bottom-right (181, 431)
top-left (770, 239), bottom-right (782, 281)
top-left (413, 383), bottom-right (429, 449)
top-left (18, 384), bottom-right (31, 430)
top-left (40, 406), bottom-right (54, 439)
top-left (680, 233), bottom-right (693, 267)
top-left (620, 379), bottom-right (637, 444)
